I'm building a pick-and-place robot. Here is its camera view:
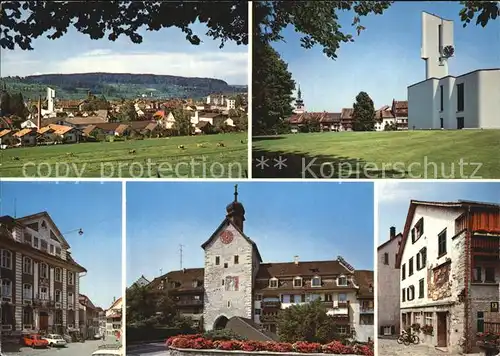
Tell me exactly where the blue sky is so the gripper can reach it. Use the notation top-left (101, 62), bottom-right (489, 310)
top-left (126, 182), bottom-right (374, 285)
top-left (1, 19), bottom-right (248, 85)
top-left (377, 181), bottom-right (500, 245)
top-left (0, 181), bottom-right (122, 309)
top-left (274, 1), bottom-right (500, 111)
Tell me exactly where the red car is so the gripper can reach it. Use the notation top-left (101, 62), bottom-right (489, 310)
top-left (24, 334), bottom-right (49, 348)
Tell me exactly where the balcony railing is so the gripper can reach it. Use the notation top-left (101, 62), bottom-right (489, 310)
top-left (262, 300), bottom-right (281, 308)
top-left (360, 307), bottom-right (374, 313)
top-left (177, 299), bottom-right (203, 306)
top-left (485, 322), bottom-right (500, 333)
top-left (471, 237), bottom-right (500, 251)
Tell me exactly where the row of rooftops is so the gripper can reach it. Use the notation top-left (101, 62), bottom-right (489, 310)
top-left (289, 100), bottom-right (408, 124)
top-left (144, 260), bottom-right (374, 299)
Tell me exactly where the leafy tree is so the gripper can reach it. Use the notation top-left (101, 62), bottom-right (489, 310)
top-left (172, 108), bottom-right (192, 136)
top-left (352, 91), bottom-right (375, 131)
top-left (253, 38), bottom-right (295, 135)
top-left (0, 90), bottom-right (11, 116)
top-left (1, 1), bottom-right (248, 50)
top-left (234, 94), bottom-right (245, 109)
top-left (119, 101), bottom-right (138, 122)
top-left (459, 1), bottom-right (499, 28)
top-left (384, 122), bottom-right (398, 131)
top-left (277, 299), bottom-right (353, 344)
top-left (126, 285), bottom-right (179, 327)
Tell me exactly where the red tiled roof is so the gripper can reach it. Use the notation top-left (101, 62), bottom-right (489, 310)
top-left (340, 108), bottom-right (354, 120)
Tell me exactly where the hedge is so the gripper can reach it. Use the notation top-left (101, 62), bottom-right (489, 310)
top-left (126, 326), bottom-right (196, 343)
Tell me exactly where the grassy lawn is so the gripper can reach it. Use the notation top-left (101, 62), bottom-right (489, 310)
top-left (1, 132), bottom-right (248, 178)
top-left (252, 130), bottom-right (500, 179)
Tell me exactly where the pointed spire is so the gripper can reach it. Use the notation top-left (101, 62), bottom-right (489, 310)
top-left (297, 85), bottom-right (302, 99)
top-left (234, 184), bottom-right (238, 202)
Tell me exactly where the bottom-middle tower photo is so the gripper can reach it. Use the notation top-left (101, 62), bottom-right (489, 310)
top-left (125, 182), bottom-right (375, 356)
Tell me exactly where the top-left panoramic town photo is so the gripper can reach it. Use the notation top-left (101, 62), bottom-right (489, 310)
top-left (0, 1), bottom-right (249, 178)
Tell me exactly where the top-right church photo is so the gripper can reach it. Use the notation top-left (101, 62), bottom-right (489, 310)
top-left (252, 1), bottom-right (500, 179)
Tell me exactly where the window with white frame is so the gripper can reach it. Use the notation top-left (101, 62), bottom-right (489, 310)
top-left (269, 278), bottom-right (278, 288)
top-left (68, 292), bottom-right (74, 305)
top-left (55, 268), bottom-right (62, 282)
top-left (40, 263), bottom-right (48, 278)
top-left (337, 276), bottom-right (347, 286)
top-left (23, 257), bottom-right (33, 274)
top-left (39, 287), bottom-right (48, 300)
top-left (1, 249), bottom-right (12, 269)
top-left (338, 293), bottom-right (347, 302)
top-left (23, 284), bottom-right (32, 299)
top-left (49, 244), bottom-right (55, 254)
top-left (1, 279), bottom-right (12, 297)
top-left (293, 277), bottom-right (303, 287)
top-left (424, 312), bottom-right (433, 326)
top-left (33, 237), bottom-right (39, 249)
top-left (68, 271), bottom-right (74, 285)
top-left (311, 276), bottom-right (321, 287)
top-left (55, 290), bottom-right (61, 303)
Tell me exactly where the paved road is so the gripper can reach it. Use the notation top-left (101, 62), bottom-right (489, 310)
top-left (127, 342), bottom-right (170, 356)
top-left (378, 338), bottom-right (463, 356)
top-left (2, 340), bottom-right (120, 356)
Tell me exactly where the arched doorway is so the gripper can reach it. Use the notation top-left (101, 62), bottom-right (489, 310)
top-left (213, 316), bottom-right (229, 330)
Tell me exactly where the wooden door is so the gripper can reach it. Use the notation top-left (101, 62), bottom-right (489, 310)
top-left (39, 314), bottom-right (49, 331)
top-left (437, 312), bottom-right (447, 347)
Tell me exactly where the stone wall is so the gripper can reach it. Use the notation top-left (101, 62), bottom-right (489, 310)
top-left (204, 223), bottom-right (254, 330)
top-left (169, 348), bottom-right (360, 356)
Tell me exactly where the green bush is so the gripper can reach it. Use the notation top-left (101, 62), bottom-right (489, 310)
top-left (126, 326), bottom-right (195, 343)
top-left (202, 329), bottom-right (246, 341)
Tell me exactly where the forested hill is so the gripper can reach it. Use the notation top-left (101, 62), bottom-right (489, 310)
top-left (2, 72), bottom-right (246, 100)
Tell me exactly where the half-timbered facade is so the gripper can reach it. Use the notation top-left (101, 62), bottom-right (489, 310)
top-left (0, 212), bottom-right (86, 335)
top-left (396, 200), bottom-right (500, 353)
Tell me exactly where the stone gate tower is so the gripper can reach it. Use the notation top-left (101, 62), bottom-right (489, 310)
top-left (201, 185), bottom-right (262, 331)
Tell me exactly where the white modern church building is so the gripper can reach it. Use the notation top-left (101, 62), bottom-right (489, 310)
top-left (408, 12), bottom-right (500, 130)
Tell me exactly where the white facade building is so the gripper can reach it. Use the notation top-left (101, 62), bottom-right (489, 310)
top-left (377, 227), bottom-right (402, 336)
top-left (396, 200), bottom-right (500, 354)
top-left (408, 12), bottom-right (500, 129)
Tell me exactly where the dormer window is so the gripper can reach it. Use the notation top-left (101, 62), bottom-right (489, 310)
top-left (337, 276), bottom-right (347, 286)
top-left (269, 278), bottom-right (278, 288)
top-left (311, 276), bottom-right (321, 287)
top-left (41, 221), bottom-right (47, 228)
top-left (293, 277), bottom-right (303, 287)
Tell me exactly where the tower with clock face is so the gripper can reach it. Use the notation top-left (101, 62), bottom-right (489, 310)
top-left (201, 185), bottom-right (262, 331)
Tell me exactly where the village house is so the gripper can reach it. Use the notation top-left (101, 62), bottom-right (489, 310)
top-left (396, 200), bottom-right (500, 353)
top-left (78, 294), bottom-right (100, 339)
top-left (13, 128), bottom-right (37, 146)
top-left (145, 188), bottom-right (374, 342)
top-left (153, 110), bottom-right (176, 130)
top-left (38, 124), bottom-right (80, 144)
top-left (105, 297), bottom-right (122, 339)
top-left (0, 129), bottom-right (16, 146)
top-left (377, 227), bottom-right (403, 336)
top-left (0, 212), bottom-right (86, 334)
top-left (374, 106), bottom-right (396, 131)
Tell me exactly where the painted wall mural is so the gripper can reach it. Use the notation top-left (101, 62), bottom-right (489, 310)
top-left (225, 276), bottom-right (239, 291)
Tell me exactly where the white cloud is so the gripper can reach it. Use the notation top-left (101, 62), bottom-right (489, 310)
top-left (376, 181), bottom-right (434, 203)
top-left (1, 50), bottom-right (248, 84)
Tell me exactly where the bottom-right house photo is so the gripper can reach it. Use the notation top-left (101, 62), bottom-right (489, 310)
top-left (376, 182), bottom-right (500, 356)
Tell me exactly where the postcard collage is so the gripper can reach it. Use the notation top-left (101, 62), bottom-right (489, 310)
top-left (0, 1), bottom-right (499, 356)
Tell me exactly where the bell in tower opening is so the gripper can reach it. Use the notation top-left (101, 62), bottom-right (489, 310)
top-left (226, 184), bottom-right (245, 232)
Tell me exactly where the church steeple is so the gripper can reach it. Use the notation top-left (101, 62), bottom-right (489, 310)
top-left (294, 84), bottom-right (304, 113)
top-left (226, 184), bottom-right (245, 231)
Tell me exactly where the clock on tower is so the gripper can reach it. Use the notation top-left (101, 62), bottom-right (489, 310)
top-left (220, 230), bottom-right (234, 244)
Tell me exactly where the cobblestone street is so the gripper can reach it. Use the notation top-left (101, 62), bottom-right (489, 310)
top-left (378, 338), bottom-right (463, 356)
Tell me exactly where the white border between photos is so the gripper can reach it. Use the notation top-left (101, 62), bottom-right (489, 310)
top-left (121, 181), bottom-right (127, 348)
top-left (247, 0), bottom-right (253, 179)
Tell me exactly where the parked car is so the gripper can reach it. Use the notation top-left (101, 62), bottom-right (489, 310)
top-left (94, 333), bottom-right (104, 340)
top-left (23, 334), bottom-right (49, 348)
top-left (43, 334), bottom-right (67, 347)
top-left (92, 344), bottom-right (123, 356)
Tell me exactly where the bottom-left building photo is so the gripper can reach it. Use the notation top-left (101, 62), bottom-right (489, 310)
top-left (0, 181), bottom-right (123, 355)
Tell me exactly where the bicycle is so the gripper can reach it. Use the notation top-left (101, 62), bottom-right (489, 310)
top-left (397, 330), bottom-right (420, 345)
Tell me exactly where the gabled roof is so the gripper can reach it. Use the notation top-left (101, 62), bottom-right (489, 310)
top-left (377, 232), bottom-right (402, 251)
top-left (15, 211), bottom-right (71, 249)
top-left (354, 270), bottom-right (373, 299)
top-left (13, 128), bottom-right (35, 137)
top-left (148, 268), bottom-right (204, 291)
top-left (0, 129), bottom-right (12, 137)
top-left (395, 200), bottom-right (500, 268)
top-left (201, 218), bottom-right (263, 262)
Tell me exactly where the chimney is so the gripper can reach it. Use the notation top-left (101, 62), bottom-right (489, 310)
top-left (294, 255), bottom-right (299, 265)
top-left (390, 226), bottom-right (396, 239)
top-left (37, 95), bottom-right (42, 128)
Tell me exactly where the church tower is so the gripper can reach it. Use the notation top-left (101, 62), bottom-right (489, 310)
top-left (294, 85), bottom-right (305, 114)
top-left (421, 12), bottom-right (454, 79)
top-left (201, 185), bottom-right (260, 331)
